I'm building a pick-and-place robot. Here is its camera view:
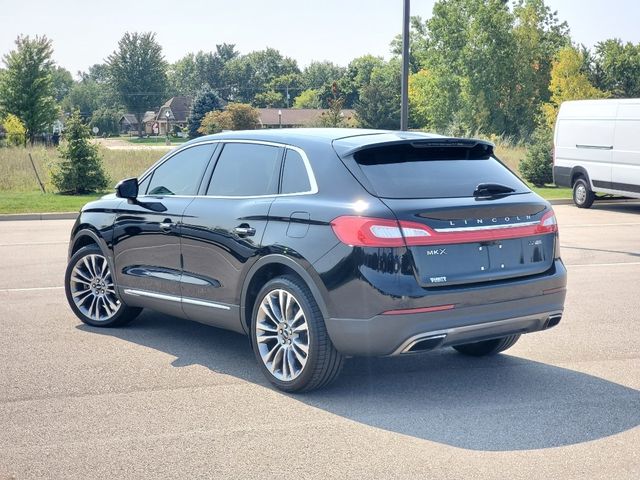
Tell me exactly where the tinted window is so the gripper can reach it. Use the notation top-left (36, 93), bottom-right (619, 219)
top-left (137, 175), bottom-right (150, 195)
top-left (354, 144), bottom-right (528, 199)
top-left (147, 144), bottom-right (215, 196)
top-left (281, 149), bottom-right (311, 194)
top-left (207, 143), bottom-right (281, 196)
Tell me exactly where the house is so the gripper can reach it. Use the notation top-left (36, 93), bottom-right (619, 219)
top-left (119, 111), bottom-right (157, 135)
top-left (256, 108), bottom-right (357, 128)
top-left (156, 96), bottom-right (193, 135)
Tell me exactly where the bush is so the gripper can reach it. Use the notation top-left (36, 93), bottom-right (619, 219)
top-left (3, 114), bottom-right (27, 146)
top-left (198, 103), bottom-right (259, 135)
top-left (187, 87), bottom-right (223, 138)
top-left (520, 126), bottom-right (553, 187)
top-left (51, 111), bottom-right (109, 194)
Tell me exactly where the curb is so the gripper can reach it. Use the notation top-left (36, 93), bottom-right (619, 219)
top-left (0, 212), bottom-right (78, 221)
top-left (548, 199), bottom-right (573, 205)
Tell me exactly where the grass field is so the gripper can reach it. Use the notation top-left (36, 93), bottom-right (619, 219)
top-left (0, 143), bottom-right (571, 214)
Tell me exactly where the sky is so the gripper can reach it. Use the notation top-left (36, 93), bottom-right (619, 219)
top-left (1, 0), bottom-right (640, 76)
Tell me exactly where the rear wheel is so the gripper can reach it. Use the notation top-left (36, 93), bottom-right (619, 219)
top-left (452, 334), bottom-right (521, 356)
top-left (573, 177), bottom-right (595, 208)
top-left (65, 245), bottom-right (141, 327)
top-left (251, 275), bottom-right (343, 392)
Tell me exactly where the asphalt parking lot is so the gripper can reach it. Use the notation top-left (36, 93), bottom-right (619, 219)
top-left (1, 202), bottom-right (639, 479)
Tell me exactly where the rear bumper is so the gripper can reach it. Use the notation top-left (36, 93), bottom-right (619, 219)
top-left (325, 274), bottom-right (567, 357)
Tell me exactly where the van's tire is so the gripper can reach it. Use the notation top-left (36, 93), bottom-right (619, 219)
top-left (573, 177), bottom-right (595, 208)
top-left (250, 275), bottom-right (344, 392)
top-left (452, 334), bottom-right (521, 356)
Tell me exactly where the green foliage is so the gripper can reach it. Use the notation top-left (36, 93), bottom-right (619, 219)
top-left (89, 108), bottom-right (120, 136)
top-left (254, 90), bottom-right (284, 108)
top-left (0, 35), bottom-right (58, 143)
top-left (398, 0), bottom-right (570, 138)
top-left (356, 60), bottom-right (401, 130)
top-left (223, 48), bottom-right (300, 104)
top-left (167, 44), bottom-right (239, 97)
top-left (542, 46), bottom-right (609, 129)
top-left (293, 89), bottom-right (322, 109)
top-left (3, 114), bottom-right (27, 146)
top-left (51, 112), bottom-right (108, 194)
top-left (198, 103), bottom-right (259, 134)
top-left (187, 87), bottom-right (224, 138)
top-left (51, 66), bottom-right (74, 102)
top-left (107, 32), bottom-right (167, 136)
top-left (591, 39), bottom-right (640, 98)
top-left (520, 125), bottom-right (553, 186)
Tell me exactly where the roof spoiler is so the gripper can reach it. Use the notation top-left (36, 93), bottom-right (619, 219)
top-left (339, 137), bottom-right (495, 157)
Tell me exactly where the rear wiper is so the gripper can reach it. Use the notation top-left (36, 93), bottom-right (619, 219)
top-left (473, 183), bottom-right (516, 198)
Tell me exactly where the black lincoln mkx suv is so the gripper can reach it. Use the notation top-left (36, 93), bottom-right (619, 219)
top-left (65, 129), bottom-right (567, 392)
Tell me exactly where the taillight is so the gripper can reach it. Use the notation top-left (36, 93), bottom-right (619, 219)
top-left (330, 216), bottom-right (425, 247)
top-left (332, 210), bottom-right (559, 248)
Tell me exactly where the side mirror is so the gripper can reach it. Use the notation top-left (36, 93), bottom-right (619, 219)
top-left (115, 177), bottom-right (139, 200)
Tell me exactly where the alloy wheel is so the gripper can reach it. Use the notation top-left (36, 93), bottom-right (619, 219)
top-left (69, 254), bottom-right (121, 322)
top-left (255, 289), bottom-right (310, 382)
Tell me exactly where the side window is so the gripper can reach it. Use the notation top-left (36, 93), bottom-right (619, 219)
top-left (281, 149), bottom-right (312, 194)
top-left (207, 143), bottom-right (281, 196)
top-left (137, 175), bottom-right (150, 195)
top-left (147, 144), bottom-right (215, 196)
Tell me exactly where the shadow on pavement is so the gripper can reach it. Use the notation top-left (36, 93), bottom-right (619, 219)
top-left (591, 201), bottom-right (640, 213)
top-left (79, 310), bottom-right (640, 452)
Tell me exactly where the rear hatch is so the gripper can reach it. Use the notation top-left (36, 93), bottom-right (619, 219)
top-left (334, 138), bottom-right (557, 288)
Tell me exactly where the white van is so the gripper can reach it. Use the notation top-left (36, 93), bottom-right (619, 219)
top-left (553, 98), bottom-right (640, 208)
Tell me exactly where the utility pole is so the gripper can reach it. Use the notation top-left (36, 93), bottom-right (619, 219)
top-left (400, 0), bottom-right (410, 131)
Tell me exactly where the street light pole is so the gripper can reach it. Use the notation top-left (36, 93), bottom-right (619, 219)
top-left (400, 0), bottom-right (410, 131)
top-left (278, 109), bottom-right (282, 128)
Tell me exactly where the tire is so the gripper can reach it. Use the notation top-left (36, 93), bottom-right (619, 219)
top-left (65, 244), bottom-right (141, 327)
top-left (250, 275), bottom-right (343, 392)
top-left (452, 334), bottom-right (521, 357)
top-left (573, 177), bottom-right (595, 208)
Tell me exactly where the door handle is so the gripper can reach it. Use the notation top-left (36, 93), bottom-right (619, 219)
top-left (233, 225), bottom-right (256, 237)
top-left (159, 220), bottom-right (175, 232)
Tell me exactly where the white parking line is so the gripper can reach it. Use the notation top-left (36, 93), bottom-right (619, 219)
top-left (561, 223), bottom-right (640, 228)
top-left (0, 241), bottom-right (68, 247)
top-left (0, 286), bottom-right (64, 292)
top-left (566, 262), bottom-right (640, 267)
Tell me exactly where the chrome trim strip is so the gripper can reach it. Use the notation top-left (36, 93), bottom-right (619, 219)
top-left (123, 288), bottom-right (231, 310)
top-left (138, 139), bottom-right (318, 199)
top-left (434, 221), bottom-right (539, 233)
top-left (391, 311), bottom-right (563, 355)
top-left (576, 144), bottom-right (613, 150)
top-left (401, 334), bottom-right (446, 353)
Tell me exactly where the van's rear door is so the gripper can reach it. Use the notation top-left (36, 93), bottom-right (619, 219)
top-left (335, 139), bottom-right (557, 288)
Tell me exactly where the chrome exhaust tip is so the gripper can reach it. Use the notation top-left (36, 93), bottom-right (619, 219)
top-left (401, 334), bottom-right (447, 354)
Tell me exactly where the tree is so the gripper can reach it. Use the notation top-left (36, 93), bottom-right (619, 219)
top-left (591, 39), bottom-right (640, 98)
top-left (63, 64), bottom-right (121, 118)
top-left (223, 48), bottom-right (300, 104)
top-left (2, 114), bottom-right (27, 146)
top-left (0, 35), bottom-right (58, 143)
top-left (293, 89), bottom-right (322, 109)
top-left (51, 111), bottom-right (108, 194)
top-left (198, 103), bottom-right (259, 134)
top-left (107, 32), bottom-right (167, 137)
top-left (356, 60), bottom-right (401, 130)
top-left (51, 66), bottom-right (74, 102)
top-left (187, 86), bottom-right (224, 138)
top-left (89, 108), bottom-right (120, 136)
top-left (167, 45), bottom-right (239, 97)
top-left (301, 61), bottom-right (345, 90)
top-left (542, 46), bottom-right (609, 129)
top-left (393, 0), bottom-right (569, 138)
top-left (520, 125), bottom-right (554, 186)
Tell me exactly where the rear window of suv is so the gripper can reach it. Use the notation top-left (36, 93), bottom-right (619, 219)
top-left (353, 143), bottom-right (528, 199)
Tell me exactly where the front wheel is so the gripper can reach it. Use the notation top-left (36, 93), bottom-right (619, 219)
top-left (65, 245), bottom-right (141, 327)
top-left (452, 334), bottom-right (521, 356)
top-left (251, 276), bottom-right (343, 392)
top-left (573, 177), bottom-right (595, 208)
